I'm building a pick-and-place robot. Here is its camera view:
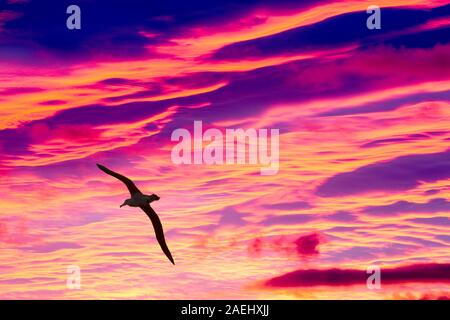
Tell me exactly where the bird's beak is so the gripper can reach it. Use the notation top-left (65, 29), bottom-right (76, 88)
top-left (120, 203), bottom-right (125, 208)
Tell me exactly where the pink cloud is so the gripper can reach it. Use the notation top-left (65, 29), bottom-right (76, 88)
top-left (29, 123), bottom-right (101, 143)
top-left (295, 233), bottom-right (321, 257)
top-left (248, 233), bottom-right (324, 259)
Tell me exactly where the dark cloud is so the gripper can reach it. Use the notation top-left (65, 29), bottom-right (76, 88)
top-left (265, 263), bottom-right (450, 288)
top-left (316, 150), bottom-right (450, 197)
top-left (382, 26), bottom-right (450, 50)
top-left (0, 0), bottom-right (327, 62)
top-left (211, 7), bottom-right (447, 60)
top-left (32, 100), bottom-right (171, 127)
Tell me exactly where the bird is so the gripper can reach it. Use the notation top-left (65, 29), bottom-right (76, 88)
top-left (96, 163), bottom-right (175, 265)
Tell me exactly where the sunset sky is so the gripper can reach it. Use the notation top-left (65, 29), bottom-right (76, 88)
top-left (0, 0), bottom-right (449, 299)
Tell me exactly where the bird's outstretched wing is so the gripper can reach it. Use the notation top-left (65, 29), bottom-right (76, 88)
top-left (96, 163), bottom-right (142, 196)
top-left (140, 204), bottom-right (175, 265)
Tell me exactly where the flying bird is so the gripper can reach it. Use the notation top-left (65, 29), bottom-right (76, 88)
top-left (96, 163), bottom-right (175, 265)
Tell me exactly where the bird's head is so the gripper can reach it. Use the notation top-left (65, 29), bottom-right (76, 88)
top-left (120, 199), bottom-right (130, 208)
top-left (147, 194), bottom-right (160, 203)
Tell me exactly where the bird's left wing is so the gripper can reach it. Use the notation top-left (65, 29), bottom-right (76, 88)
top-left (97, 163), bottom-right (142, 195)
top-left (140, 204), bottom-right (175, 265)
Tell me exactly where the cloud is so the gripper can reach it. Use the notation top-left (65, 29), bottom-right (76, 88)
top-left (211, 7), bottom-right (440, 60)
top-left (248, 233), bottom-right (323, 258)
top-left (0, 87), bottom-right (43, 95)
top-left (419, 292), bottom-right (450, 300)
top-left (390, 291), bottom-right (450, 300)
top-left (0, 104), bottom-right (178, 166)
top-left (360, 133), bottom-right (430, 148)
top-left (435, 235), bottom-right (450, 243)
top-left (324, 211), bottom-right (358, 222)
top-left (408, 217), bottom-right (450, 227)
top-left (212, 206), bottom-right (248, 226)
top-left (261, 200), bottom-right (312, 210)
top-left (28, 123), bottom-right (101, 143)
top-left (0, 277), bottom-right (55, 285)
top-left (22, 241), bottom-right (83, 253)
top-left (295, 233), bottom-right (321, 256)
top-left (247, 237), bottom-right (264, 257)
top-left (265, 263), bottom-right (450, 288)
top-left (0, 219), bottom-right (41, 245)
top-left (316, 150), bottom-right (450, 197)
top-left (260, 214), bottom-right (315, 226)
top-left (395, 236), bottom-right (445, 248)
top-left (38, 100), bottom-right (66, 106)
top-left (363, 198), bottom-right (450, 216)
top-left (0, 10), bottom-right (22, 31)
top-left (167, 206), bottom-right (249, 240)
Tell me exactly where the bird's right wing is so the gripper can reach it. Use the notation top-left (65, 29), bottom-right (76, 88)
top-left (97, 164), bottom-right (142, 195)
top-left (140, 204), bottom-right (175, 265)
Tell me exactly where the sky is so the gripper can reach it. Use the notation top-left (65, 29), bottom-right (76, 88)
top-left (0, 0), bottom-right (449, 299)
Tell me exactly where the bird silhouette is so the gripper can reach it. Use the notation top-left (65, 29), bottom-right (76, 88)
top-left (96, 164), bottom-right (175, 265)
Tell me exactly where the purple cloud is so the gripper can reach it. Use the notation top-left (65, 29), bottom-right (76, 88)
top-left (261, 214), bottom-right (315, 226)
top-left (360, 133), bottom-right (430, 148)
top-left (316, 150), bottom-right (450, 197)
top-left (363, 198), bottom-right (450, 216)
top-left (408, 217), bottom-right (450, 227)
top-left (261, 201), bottom-right (312, 210)
top-left (22, 241), bottom-right (83, 253)
top-left (324, 211), bottom-right (358, 222)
